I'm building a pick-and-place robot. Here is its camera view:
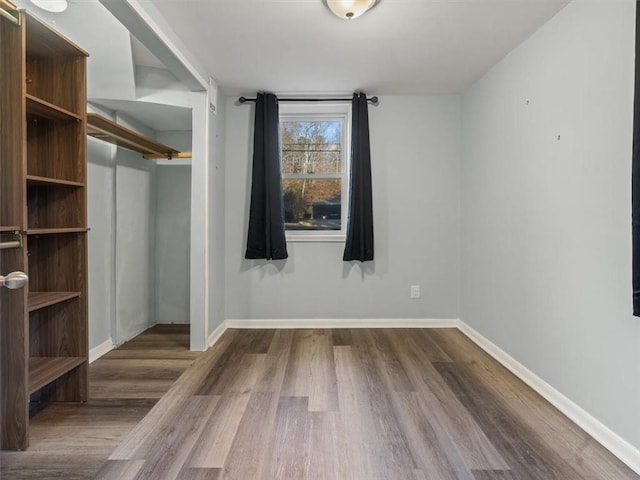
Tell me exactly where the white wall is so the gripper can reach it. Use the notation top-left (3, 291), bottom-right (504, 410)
top-left (155, 131), bottom-right (192, 325)
top-left (155, 164), bottom-right (191, 324)
top-left (209, 94), bottom-right (227, 335)
top-left (114, 150), bottom-right (157, 343)
top-left (224, 95), bottom-right (460, 320)
top-left (87, 137), bottom-right (116, 350)
top-left (461, 0), bottom-right (640, 452)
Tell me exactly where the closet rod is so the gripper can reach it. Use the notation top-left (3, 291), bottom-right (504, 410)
top-left (0, 231), bottom-right (22, 250)
top-left (0, 5), bottom-right (19, 25)
top-left (0, 240), bottom-right (20, 250)
top-left (238, 96), bottom-right (379, 105)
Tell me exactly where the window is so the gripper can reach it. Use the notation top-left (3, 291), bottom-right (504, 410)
top-left (280, 104), bottom-right (350, 241)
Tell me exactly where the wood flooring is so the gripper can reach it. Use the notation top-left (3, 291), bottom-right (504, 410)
top-left (0, 324), bottom-right (197, 480)
top-left (1, 326), bottom-right (637, 479)
top-left (92, 328), bottom-right (636, 480)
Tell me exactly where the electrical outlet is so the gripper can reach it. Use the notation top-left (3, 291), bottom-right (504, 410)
top-left (410, 285), bottom-right (420, 299)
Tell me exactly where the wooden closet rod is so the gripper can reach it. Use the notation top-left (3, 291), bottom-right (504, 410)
top-left (0, 2), bottom-right (19, 25)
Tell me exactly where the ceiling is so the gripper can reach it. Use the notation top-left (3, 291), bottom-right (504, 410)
top-left (144, 0), bottom-right (571, 96)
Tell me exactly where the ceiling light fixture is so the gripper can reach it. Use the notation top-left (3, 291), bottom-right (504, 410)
top-left (325, 0), bottom-right (377, 20)
top-left (29, 0), bottom-right (68, 13)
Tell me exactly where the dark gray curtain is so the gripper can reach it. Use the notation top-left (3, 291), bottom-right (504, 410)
top-left (245, 93), bottom-right (288, 260)
top-left (343, 92), bottom-right (374, 262)
top-left (633, 2), bottom-right (640, 315)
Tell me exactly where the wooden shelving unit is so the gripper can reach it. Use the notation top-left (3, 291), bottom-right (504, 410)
top-left (0, 8), bottom-right (89, 451)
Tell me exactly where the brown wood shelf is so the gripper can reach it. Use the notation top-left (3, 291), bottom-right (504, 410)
top-left (28, 357), bottom-right (85, 394)
top-left (26, 94), bottom-right (82, 122)
top-left (24, 11), bottom-right (88, 58)
top-left (28, 291), bottom-right (81, 313)
top-left (26, 175), bottom-right (84, 188)
top-left (27, 227), bottom-right (88, 235)
top-left (0, 225), bottom-right (21, 232)
top-left (87, 113), bottom-right (181, 159)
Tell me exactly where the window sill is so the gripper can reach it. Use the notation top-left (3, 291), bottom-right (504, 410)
top-left (286, 234), bottom-right (346, 243)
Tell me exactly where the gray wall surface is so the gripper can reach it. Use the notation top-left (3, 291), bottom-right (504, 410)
top-left (461, 0), bottom-right (640, 450)
top-left (114, 148), bottom-right (157, 343)
top-left (155, 165), bottom-right (191, 324)
top-left (209, 96), bottom-right (227, 336)
top-left (224, 95), bottom-right (461, 320)
top-left (87, 137), bottom-right (116, 350)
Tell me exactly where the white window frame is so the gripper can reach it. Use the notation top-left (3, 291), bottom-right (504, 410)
top-left (280, 103), bottom-right (351, 242)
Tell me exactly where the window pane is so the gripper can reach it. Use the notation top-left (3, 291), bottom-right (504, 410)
top-left (282, 120), bottom-right (342, 175)
top-left (283, 179), bottom-right (342, 231)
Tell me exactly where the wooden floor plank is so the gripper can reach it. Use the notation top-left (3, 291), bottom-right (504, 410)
top-left (333, 345), bottom-right (376, 479)
top-left (306, 411), bottom-right (350, 480)
top-left (220, 392), bottom-right (280, 479)
top-left (388, 390), bottom-right (474, 479)
top-left (387, 329), bottom-right (510, 470)
top-left (434, 361), bottom-right (585, 479)
top-left (281, 331), bottom-right (339, 411)
top-left (270, 396), bottom-right (311, 480)
top-left (177, 468), bottom-right (222, 480)
top-left (472, 470), bottom-right (518, 480)
top-left (133, 395), bottom-right (219, 480)
top-left (331, 328), bottom-right (353, 346)
top-left (3, 327), bottom-right (638, 480)
top-left (196, 330), bottom-right (273, 395)
top-left (253, 329), bottom-right (294, 393)
top-left (186, 393), bottom-right (251, 469)
top-left (93, 460), bottom-right (146, 480)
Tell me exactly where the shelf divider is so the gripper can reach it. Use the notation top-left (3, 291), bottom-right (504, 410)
top-left (26, 175), bottom-right (85, 187)
top-left (28, 291), bottom-right (81, 312)
top-left (26, 94), bottom-right (82, 122)
top-left (26, 227), bottom-right (88, 235)
top-left (28, 357), bottom-right (85, 394)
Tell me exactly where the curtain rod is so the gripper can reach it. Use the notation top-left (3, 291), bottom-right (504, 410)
top-left (238, 96), bottom-right (379, 105)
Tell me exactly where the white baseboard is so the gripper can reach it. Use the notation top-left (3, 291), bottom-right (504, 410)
top-left (224, 318), bottom-right (459, 329)
top-left (457, 320), bottom-right (640, 476)
top-left (208, 321), bottom-right (227, 347)
top-left (89, 338), bottom-right (115, 363)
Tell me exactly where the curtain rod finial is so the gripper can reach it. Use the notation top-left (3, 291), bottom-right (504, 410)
top-left (370, 96), bottom-right (379, 105)
top-left (238, 96), bottom-right (247, 104)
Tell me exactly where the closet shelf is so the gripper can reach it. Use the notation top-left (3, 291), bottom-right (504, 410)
top-left (26, 175), bottom-right (84, 187)
top-left (24, 10), bottom-right (88, 58)
top-left (0, 226), bottom-right (21, 232)
top-left (26, 94), bottom-right (82, 122)
top-left (87, 113), bottom-right (189, 160)
top-left (28, 357), bottom-right (85, 394)
top-left (28, 292), bottom-right (81, 312)
top-left (27, 227), bottom-right (88, 235)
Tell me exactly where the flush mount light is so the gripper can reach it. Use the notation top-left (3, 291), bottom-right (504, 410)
top-left (29, 0), bottom-right (68, 13)
top-left (325, 0), bottom-right (377, 20)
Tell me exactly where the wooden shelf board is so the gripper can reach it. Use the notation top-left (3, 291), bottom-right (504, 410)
top-left (87, 113), bottom-right (180, 159)
top-left (28, 291), bottom-right (81, 312)
top-left (26, 94), bottom-right (82, 122)
top-left (27, 227), bottom-right (88, 235)
top-left (0, 226), bottom-right (21, 232)
top-left (24, 11), bottom-right (89, 58)
top-left (26, 175), bottom-right (84, 187)
top-left (28, 357), bottom-right (85, 394)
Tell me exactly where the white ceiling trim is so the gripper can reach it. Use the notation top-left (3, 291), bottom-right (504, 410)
top-left (99, 0), bottom-right (209, 92)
